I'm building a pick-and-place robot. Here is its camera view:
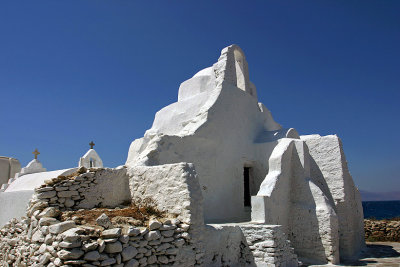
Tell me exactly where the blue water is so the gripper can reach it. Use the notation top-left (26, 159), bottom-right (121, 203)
top-left (362, 200), bottom-right (400, 219)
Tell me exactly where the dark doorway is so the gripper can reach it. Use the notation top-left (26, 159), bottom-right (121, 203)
top-left (244, 167), bottom-right (251, 207)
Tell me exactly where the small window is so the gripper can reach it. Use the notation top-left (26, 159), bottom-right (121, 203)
top-left (89, 158), bottom-right (95, 168)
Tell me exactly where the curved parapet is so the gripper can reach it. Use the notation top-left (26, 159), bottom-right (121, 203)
top-left (301, 134), bottom-right (365, 260)
top-left (252, 138), bottom-right (339, 265)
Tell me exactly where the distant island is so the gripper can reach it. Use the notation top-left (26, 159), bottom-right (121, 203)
top-left (360, 190), bottom-right (400, 202)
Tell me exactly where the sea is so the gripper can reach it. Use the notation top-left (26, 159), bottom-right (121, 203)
top-left (362, 200), bottom-right (400, 220)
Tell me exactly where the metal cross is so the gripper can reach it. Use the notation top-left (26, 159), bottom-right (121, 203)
top-left (33, 149), bottom-right (40, 159)
top-left (89, 141), bottom-right (95, 149)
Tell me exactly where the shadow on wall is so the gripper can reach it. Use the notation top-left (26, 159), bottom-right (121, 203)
top-left (288, 147), bottom-right (328, 265)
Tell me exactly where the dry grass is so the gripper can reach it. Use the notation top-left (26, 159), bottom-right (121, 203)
top-left (60, 200), bottom-right (166, 227)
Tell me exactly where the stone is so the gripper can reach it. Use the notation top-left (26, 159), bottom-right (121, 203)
top-left (37, 190), bottom-right (57, 199)
top-left (83, 241), bottom-right (99, 251)
top-left (101, 257), bottom-right (116, 266)
top-left (36, 186), bottom-right (54, 193)
top-left (38, 207), bottom-right (60, 218)
top-left (119, 234), bottom-right (129, 244)
top-left (64, 260), bottom-right (87, 265)
top-left (102, 227), bottom-right (121, 238)
top-left (148, 219), bottom-right (162, 230)
top-left (57, 190), bottom-right (79, 198)
top-left (116, 253), bottom-right (122, 264)
top-left (160, 230), bottom-right (174, 237)
top-left (121, 246), bottom-right (138, 261)
top-left (173, 238), bottom-right (185, 247)
top-left (98, 239), bottom-right (106, 253)
top-left (39, 252), bottom-right (52, 265)
top-left (166, 247), bottom-right (178, 255)
top-left (144, 230), bottom-right (161, 241)
top-left (49, 221), bottom-right (76, 234)
top-left (54, 258), bottom-right (62, 266)
top-left (84, 251), bottom-right (101, 261)
top-left (159, 224), bottom-right (176, 230)
top-left (64, 199), bottom-right (75, 208)
top-left (59, 240), bottom-right (82, 248)
top-left (158, 255), bottom-right (169, 264)
top-left (96, 213), bottom-right (112, 229)
top-left (124, 227), bottom-right (140, 237)
top-left (124, 259), bottom-right (139, 267)
top-left (147, 255), bottom-right (157, 264)
top-left (31, 229), bottom-right (44, 242)
top-left (57, 248), bottom-right (84, 260)
top-left (39, 217), bottom-right (60, 227)
top-left (138, 257), bottom-right (147, 265)
top-left (55, 186), bottom-right (69, 191)
top-left (61, 227), bottom-right (85, 242)
top-left (104, 241), bottom-right (122, 253)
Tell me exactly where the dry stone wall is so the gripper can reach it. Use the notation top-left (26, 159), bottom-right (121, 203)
top-left (34, 167), bottom-right (130, 211)
top-left (203, 223), bottom-right (299, 267)
top-left (240, 224), bottom-right (298, 267)
top-left (0, 212), bottom-right (193, 266)
top-left (364, 219), bottom-right (400, 242)
top-left (0, 167), bottom-right (200, 266)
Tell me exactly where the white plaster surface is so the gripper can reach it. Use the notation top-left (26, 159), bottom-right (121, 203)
top-left (0, 157), bottom-right (21, 185)
top-left (5, 168), bottom-right (76, 192)
top-left (128, 163), bottom-right (203, 226)
top-left (0, 190), bottom-right (33, 227)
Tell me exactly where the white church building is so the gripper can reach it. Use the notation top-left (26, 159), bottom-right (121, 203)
top-left (0, 45), bottom-right (365, 266)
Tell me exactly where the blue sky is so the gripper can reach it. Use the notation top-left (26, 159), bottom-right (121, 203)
top-left (0, 1), bottom-right (399, 192)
